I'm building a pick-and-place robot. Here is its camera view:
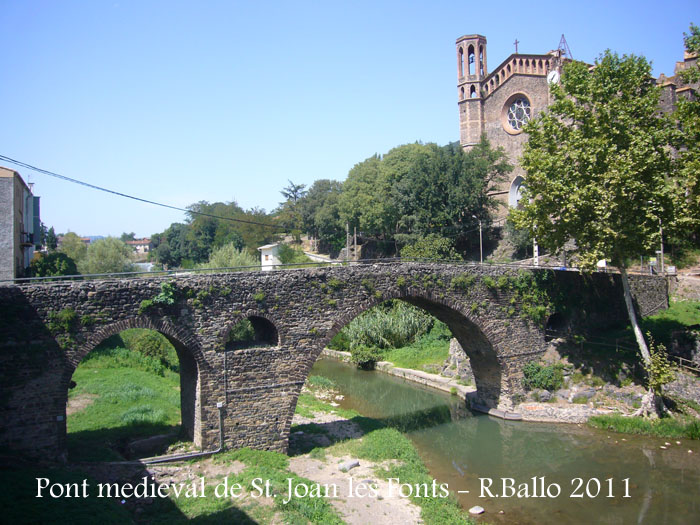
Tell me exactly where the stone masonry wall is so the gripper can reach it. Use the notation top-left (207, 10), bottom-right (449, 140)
top-left (0, 263), bottom-right (666, 460)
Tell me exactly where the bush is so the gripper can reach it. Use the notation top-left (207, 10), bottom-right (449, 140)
top-left (350, 346), bottom-right (384, 370)
top-left (522, 362), bottom-right (564, 391)
top-left (340, 300), bottom-right (434, 350)
top-left (277, 244), bottom-right (313, 265)
top-left (198, 243), bottom-right (259, 271)
top-left (400, 234), bottom-right (460, 261)
top-left (29, 252), bottom-right (79, 277)
top-left (228, 319), bottom-right (256, 343)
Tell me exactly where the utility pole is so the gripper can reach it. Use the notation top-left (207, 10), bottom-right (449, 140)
top-left (346, 222), bottom-right (350, 263)
top-left (353, 227), bottom-right (357, 261)
top-left (659, 218), bottom-right (665, 275)
top-left (472, 215), bottom-right (483, 263)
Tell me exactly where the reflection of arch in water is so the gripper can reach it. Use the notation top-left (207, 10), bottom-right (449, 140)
top-left (65, 317), bottom-right (204, 449)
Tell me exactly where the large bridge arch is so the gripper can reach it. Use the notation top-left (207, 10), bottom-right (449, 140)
top-left (62, 316), bottom-right (205, 450)
top-left (295, 287), bottom-right (516, 419)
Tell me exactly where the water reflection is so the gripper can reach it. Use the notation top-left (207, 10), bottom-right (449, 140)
top-left (311, 358), bottom-right (700, 524)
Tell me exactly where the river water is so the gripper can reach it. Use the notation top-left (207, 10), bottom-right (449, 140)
top-left (310, 358), bottom-right (700, 524)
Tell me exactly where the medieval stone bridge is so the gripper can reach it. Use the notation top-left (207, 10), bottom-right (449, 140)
top-left (0, 262), bottom-right (667, 459)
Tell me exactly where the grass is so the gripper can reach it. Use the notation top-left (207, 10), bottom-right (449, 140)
top-left (137, 448), bottom-right (344, 525)
top-left (330, 427), bottom-right (474, 524)
top-left (599, 300), bottom-right (700, 350)
top-left (588, 414), bottom-right (700, 439)
top-left (0, 467), bottom-right (134, 524)
top-left (68, 348), bottom-right (181, 461)
top-left (381, 322), bottom-right (451, 371)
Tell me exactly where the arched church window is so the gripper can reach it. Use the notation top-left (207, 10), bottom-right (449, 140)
top-left (459, 47), bottom-right (464, 77)
top-left (508, 176), bottom-right (525, 207)
top-left (470, 85), bottom-right (477, 98)
top-left (461, 87), bottom-right (465, 100)
top-left (468, 45), bottom-right (475, 75)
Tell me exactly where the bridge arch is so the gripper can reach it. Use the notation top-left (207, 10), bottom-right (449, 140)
top-left (220, 310), bottom-right (281, 350)
top-left (311, 289), bottom-right (505, 410)
top-left (62, 316), bottom-right (205, 451)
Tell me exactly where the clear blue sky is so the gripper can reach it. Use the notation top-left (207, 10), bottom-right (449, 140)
top-left (2, 0), bottom-right (698, 238)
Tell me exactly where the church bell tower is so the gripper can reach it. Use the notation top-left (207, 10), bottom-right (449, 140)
top-left (456, 35), bottom-right (487, 149)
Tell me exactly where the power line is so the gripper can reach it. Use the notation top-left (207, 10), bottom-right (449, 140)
top-left (0, 154), bottom-right (287, 231)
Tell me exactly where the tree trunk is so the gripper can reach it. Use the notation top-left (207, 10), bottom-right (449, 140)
top-left (620, 266), bottom-right (663, 418)
top-left (619, 266), bottom-right (651, 365)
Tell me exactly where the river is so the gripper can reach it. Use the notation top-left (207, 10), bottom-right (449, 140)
top-left (310, 358), bottom-right (700, 524)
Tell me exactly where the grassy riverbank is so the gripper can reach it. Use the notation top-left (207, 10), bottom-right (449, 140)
top-left (588, 413), bottom-right (700, 439)
top-left (1, 334), bottom-right (474, 524)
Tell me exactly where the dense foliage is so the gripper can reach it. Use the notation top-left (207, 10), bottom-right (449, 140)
top-left (148, 138), bottom-right (511, 267)
top-left (78, 237), bottom-right (135, 275)
top-left (511, 51), bottom-right (680, 271)
top-left (197, 241), bottom-right (260, 270)
top-left (522, 362), bottom-right (564, 391)
top-left (673, 24), bottom-right (700, 249)
top-left (29, 251), bottom-right (78, 277)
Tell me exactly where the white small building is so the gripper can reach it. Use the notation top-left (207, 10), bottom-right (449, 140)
top-left (257, 243), bottom-right (281, 271)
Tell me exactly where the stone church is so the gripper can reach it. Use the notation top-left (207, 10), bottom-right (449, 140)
top-left (457, 34), bottom-right (698, 220)
top-left (456, 34), bottom-right (567, 217)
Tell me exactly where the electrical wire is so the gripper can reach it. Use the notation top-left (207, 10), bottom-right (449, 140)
top-left (0, 154), bottom-right (287, 230)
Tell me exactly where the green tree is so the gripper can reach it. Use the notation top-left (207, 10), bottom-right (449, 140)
top-left (277, 244), bottom-right (313, 265)
top-left (297, 179), bottom-right (344, 251)
top-left (400, 234), bottom-right (460, 260)
top-left (45, 226), bottom-right (58, 251)
top-left (197, 242), bottom-right (259, 271)
top-left (339, 154), bottom-right (395, 238)
top-left (58, 232), bottom-right (87, 264)
top-left (78, 237), bottom-right (135, 275)
top-left (29, 252), bottom-right (79, 277)
top-left (277, 180), bottom-right (308, 242)
top-left (120, 232), bottom-right (136, 242)
top-left (674, 23), bottom-right (700, 241)
top-left (511, 51), bottom-right (684, 416)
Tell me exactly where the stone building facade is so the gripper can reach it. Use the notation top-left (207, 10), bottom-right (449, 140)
top-left (0, 167), bottom-right (41, 281)
top-left (457, 35), bottom-right (698, 220)
top-left (456, 35), bottom-right (567, 217)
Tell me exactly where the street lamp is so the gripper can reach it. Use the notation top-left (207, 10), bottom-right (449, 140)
top-left (472, 215), bottom-right (483, 263)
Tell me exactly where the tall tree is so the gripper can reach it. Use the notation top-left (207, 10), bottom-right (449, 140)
top-left (45, 226), bottom-right (58, 252)
top-left (674, 23), bottom-right (700, 239)
top-left (277, 180), bottom-right (308, 241)
top-left (58, 232), bottom-right (87, 264)
top-left (78, 237), bottom-right (135, 275)
top-left (510, 51), bottom-right (683, 416)
top-left (297, 179), bottom-right (344, 251)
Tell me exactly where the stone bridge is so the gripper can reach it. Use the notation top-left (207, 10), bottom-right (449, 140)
top-left (0, 262), bottom-right (667, 459)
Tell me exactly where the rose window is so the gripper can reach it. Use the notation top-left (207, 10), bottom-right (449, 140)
top-left (507, 98), bottom-right (531, 131)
